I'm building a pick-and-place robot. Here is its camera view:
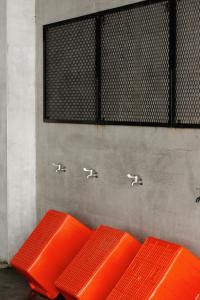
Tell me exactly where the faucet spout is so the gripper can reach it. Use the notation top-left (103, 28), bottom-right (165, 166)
top-left (83, 168), bottom-right (98, 179)
top-left (127, 174), bottom-right (143, 186)
top-left (52, 163), bottom-right (66, 173)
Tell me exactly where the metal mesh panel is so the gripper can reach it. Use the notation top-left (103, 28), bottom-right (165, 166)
top-left (44, 0), bottom-right (200, 128)
top-left (176, 0), bottom-right (200, 126)
top-left (44, 18), bottom-right (96, 122)
top-left (101, 2), bottom-right (169, 124)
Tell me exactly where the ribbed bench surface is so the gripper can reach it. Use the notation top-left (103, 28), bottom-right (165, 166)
top-left (56, 225), bottom-right (141, 300)
top-left (12, 210), bottom-right (67, 270)
top-left (107, 237), bottom-right (200, 300)
top-left (11, 210), bottom-right (92, 299)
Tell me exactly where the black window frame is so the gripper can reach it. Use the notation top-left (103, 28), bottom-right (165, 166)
top-left (43, 0), bottom-right (200, 129)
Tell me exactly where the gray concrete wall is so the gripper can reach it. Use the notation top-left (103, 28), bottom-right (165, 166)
top-left (0, 0), bottom-right (8, 261)
top-left (36, 0), bottom-right (200, 255)
top-left (6, 0), bottom-right (36, 259)
top-left (0, 0), bottom-right (36, 261)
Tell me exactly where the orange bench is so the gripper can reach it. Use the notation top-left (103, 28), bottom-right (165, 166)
top-left (107, 237), bottom-right (200, 300)
top-left (11, 210), bottom-right (92, 299)
top-left (56, 225), bottom-right (141, 299)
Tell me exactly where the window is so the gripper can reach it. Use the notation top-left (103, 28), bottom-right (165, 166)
top-left (44, 17), bottom-right (97, 123)
top-left (44, 0), bottom-right (200, 128)
top-left (101, 1), bottom-right (169, 125)
top-left (176, 0), bottom-right (200, 127)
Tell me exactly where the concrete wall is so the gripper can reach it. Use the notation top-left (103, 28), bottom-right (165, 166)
top-left (0, 0), bottom-right (36, 261)
top-left (6, 0), bottom-right (36, 260)
top-left (36, 0), bottom-right (200, 255)
top-left (0, 0), bottom-right (8, 261)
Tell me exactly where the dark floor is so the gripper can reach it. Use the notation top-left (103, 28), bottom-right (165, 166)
top-left (0, 268), bottom-right (64, 300)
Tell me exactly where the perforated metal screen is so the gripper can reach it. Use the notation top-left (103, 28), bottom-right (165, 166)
top-left (44, 18), bottom-right (97, 123)
top-left (44, 0), bottom-right (200, 128)
top-left (101, 1), bottom-right (169, 125)
top-left (176, 0), bottom-right (200, 126)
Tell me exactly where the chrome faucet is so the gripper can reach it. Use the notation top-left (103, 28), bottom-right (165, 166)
top-left (127, 174), bottom-right (143, 186)
top-left (83, 168), bottom-right (98, 179)
top-left (52, 163), bottom-right (66, 173)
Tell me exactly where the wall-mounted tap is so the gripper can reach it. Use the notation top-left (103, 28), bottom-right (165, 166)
top-left (52, 163), bottom-right (66, 173)
top-left (127, 174), bottom-right (143, 187)
top-left (83, 168), bottom-right (98, 179)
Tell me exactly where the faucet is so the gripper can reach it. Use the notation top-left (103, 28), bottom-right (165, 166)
top-left (52, 163), bottom-right (66, 173)
top-left (83, 168), bottom-right (98, 179)
top-left (127, 174), bottom-right (143, 187)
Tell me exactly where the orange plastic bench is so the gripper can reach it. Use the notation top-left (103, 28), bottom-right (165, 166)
top-left (107, 237), bottom-right (200, 300)
top-left (56, 225), bottom-right (141, 299)
top-left (11, 210), bottom-right (92, 299)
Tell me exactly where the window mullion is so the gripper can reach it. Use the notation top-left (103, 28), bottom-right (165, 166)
top-left (168, 0), bottom-right (177, 127)
top-left (95, 15), bottom-right (102, 124)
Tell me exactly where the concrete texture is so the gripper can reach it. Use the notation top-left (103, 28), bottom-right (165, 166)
top-left (0, 0), bottom-right (36, 261)
top-left (0, 0), bottom-right (8, 262)
top-left (36, 0), bottom-right (200, 256)
top-left (6, 0), bottom-right (36, 260)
